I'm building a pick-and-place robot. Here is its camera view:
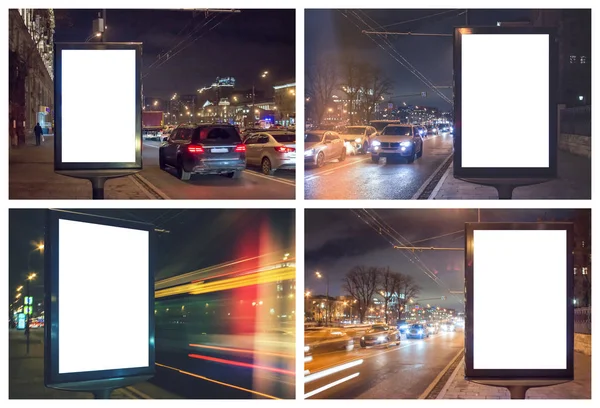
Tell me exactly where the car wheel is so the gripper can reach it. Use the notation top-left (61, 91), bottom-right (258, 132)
top-left (360, 340), bottom-right (366, 348)
top-left (158, 150), bottom-right (166, 170)
top-left (225, 170), bottom-right (242, 179)
top-left (316, 151), bottom-right (325, 168)
top-left (177, 158), bottom-right (191, 181)
top-left (417, 144), bottom-right (423, 158)
top-left (406, 147), bottom-right (416, 164)
top-left (371, 156), bottom-right (379, 164)
top-left (261, 157), bottom-right (275, 175)
top-left (339, 149), bottom-right (346, 162)
top-left (362, 142), bottom-right (369, 154)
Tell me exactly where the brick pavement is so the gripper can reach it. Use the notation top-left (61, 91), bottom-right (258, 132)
top-left (432, 150), bottom-right (591, 199)
top-left (9, 136), bottom-right (150, 199)
top-left (438, 352), bottom-right (591, 399)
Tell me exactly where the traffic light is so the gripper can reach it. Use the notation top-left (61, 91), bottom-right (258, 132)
top-left (24, 296), bottom-right (33, 305)
top-left (24, 306), bottom-right (33, 315)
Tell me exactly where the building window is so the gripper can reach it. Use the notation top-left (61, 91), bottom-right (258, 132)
top-left (582, 267), bottom-right (588, 275)
top-left (569, 55), bottom-right (577, 64)
top-left (574, 267), bottom-right (577, 275)
top-left (580, 56), bottom-right (587, 64)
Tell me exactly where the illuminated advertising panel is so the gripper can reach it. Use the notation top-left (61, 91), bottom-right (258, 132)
top-left (465, 222), bottom-right (573, 380)
top-left (45, 210), bottom-right (154, 388)
top-left (54, 43), bottom-right (142, 171)
top-left (453, 28), bottom-right (557, 179)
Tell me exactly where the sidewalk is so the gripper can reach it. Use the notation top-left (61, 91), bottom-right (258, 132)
top-left (432, 150), bottom-right (591, 199)
top-left (439, 352), bottom-right (591, 399)
top-left (9, 329), bottom-right (179, 399)
top-left (9, 136), bottom-right (149, 199)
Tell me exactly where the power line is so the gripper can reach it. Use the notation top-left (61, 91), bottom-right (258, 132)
top-left (393, 246), bottom-right (463, 251)
top-left (379, 9), bottom-right (461, 28)
top-left (411, 230), bottom-right (463, 244)
top-left (362, 31), bottom-right (452, 37)
top-left (344, 10), bottom-right (452, 105)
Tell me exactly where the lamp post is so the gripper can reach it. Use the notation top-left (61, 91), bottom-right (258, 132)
top-left (315, 271), bottom-right (329, 326)
top-left (252, 70), bottom-right (269, 120)
top-left (26, 272), bottom-right (37, 354)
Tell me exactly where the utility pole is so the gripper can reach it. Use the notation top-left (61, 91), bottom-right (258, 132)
top-left (102, 9), bottom-right (107, 41)
top-left (465, 9), bottom-right (469, 25)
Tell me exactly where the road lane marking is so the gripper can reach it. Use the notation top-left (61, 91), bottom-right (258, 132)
top-left (418, 348), bottom-right (464, 399)
top-left (304, 359), bottom-right (364, 383)
top-left (189, 343), bottom-right (294, 358)
top-left (156, 362), bottom-right (280, 400)
top-left (304, 175), bottom-right (320, 182)
top-left (304, 373), bottom-right (360, 399)
top-left (243, 170), bottom-right (295, 187)
top-left (410, 153), bottom-right (453, 199)
top-left (304, 157), bottom-right (369, 179)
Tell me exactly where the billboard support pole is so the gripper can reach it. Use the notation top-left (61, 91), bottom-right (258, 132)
top-left (93, 389), bottom-right (113, 399)
top-left (56, 170), bottom-right (141, 200)
top-left (456, 177), bottom-right (552, 199)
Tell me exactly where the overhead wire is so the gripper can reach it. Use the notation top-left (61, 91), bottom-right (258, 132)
top-left (341, 10), bottom-right (452, 105)
top-left (379, 9), bottom-right (461, 28)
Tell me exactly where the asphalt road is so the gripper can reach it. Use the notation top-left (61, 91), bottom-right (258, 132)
top-left (153, 333), bottom-right (295, 399)
top-left (141, 140), bottom-right (295, 199)
top-left (304, 330), bottom-right (463, 399)
top-left (304, 134), bottom-right (454, 200)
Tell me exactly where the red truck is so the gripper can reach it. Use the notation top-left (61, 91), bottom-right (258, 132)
top-left (142, 111), bottom-right (164, 140)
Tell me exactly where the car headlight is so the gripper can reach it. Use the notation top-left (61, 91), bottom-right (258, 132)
top-left (304, 345), bottom-right (310, 352)
top-left (372, 140), bottom-right (381, 147)
top-left (355, 138), bottom-right (362, 143)
top-left (344, 141), bottom-right (351, 147)
top-left (361, 336), bottom-right (365, 340)
top-left (304, 149), bottom-right (314, 156)
top-left (418, 329), bottom-right (423, 334)
top-left (400, 141), bottom-right (412, 147)
top-left (377, 336), bottom-right (386, 342)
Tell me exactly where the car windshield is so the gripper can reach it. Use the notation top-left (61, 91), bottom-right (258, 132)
top-left (273, 134), bottom-right (296, 143)
top-left (343, 127), bottom-right (366, 135)
top-left (305, 133), bottom-right (323, 143)
top-left (383, 126), bottom-right (412, 136)
top-left (370, 325), bottom-right (387, 332)
top-left (371, 122), bottom-right (397, 131)
top-left (411, 324), bottom-right (423, 329)
top-left (201, 127), bottom-right (242, 142)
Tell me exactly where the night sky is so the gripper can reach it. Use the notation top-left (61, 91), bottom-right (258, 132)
top-left (305, 209), bottom-right (583, 311)
top-left (54, 9), bottom-right (295, 98)
top-left (9, 209), bottom-right (295, 304)
top-left (305, 9), bottom-right (531, 110)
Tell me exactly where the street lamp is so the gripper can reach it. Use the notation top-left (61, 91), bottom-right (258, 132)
top-left (315, 271), bottom-right (330, 326)
top-left (252, 70), bottom-right (269, 110)
top-left (25, 272), bottom-right (37, 354)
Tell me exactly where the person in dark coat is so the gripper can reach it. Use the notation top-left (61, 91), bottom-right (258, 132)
top-left (34, 123), bottom-right (43, 146)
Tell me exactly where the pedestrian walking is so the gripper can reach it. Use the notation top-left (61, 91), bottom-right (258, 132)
top-left (34, 123), bottom-right (43, 146)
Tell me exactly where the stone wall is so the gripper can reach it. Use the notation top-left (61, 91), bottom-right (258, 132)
top-left (574, 333), bottom-right (591, 356)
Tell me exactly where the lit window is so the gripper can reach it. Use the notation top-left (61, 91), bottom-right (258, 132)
top-left (569, 55), bottom-right (577, 64)
top-left (582, 267), bottom-right (588, 275)
top-left (574, 267), bottom-right (578, 275)
top-left (580, 56), bottom-right (587, 64)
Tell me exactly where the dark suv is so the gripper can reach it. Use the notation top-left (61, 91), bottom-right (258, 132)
top-left (159, 123), bottom-right (246, 180)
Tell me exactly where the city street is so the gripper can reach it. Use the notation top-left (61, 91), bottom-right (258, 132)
top-left (8, 138), bottom-right (295, 199)
top-left (305, 331), bottom-right (463, 399)
top-left (304, 134), bottom-right (453, 200)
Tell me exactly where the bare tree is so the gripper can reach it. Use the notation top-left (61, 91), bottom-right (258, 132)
top-left (378, 267), bottom-right (402, 324)
top-left (340, 55), bottom-right (369, 125)
top-left (361, 67), bottom-right (393, 123)
top-left (342, 265), bottom-right (380, 323)
top-left (393, 274), bottom-right (421, 321)
top-left (306, 58), bottom-right (338, 125)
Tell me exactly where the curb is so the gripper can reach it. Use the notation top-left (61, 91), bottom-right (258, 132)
top-left (436, 356), bottom-right (464, 399)
top-left (418, 348), bottom-right (463, 399)
top-left (429, 164), bottom-right (452, 200)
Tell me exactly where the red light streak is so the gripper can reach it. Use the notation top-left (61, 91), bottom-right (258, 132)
top-left (188, 354), bottom-right (295, 375)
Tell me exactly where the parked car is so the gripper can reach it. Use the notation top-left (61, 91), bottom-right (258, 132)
top-left (360, 324), bottom-right (401, 348)
top-left (304, 131), bottom-right (346, 168)
top-left (370, 124), bottom-right (424, 164)
top-left (244, 130), bottom-right (296, 175)
top-left (406, 323), bottom-right (429, 339)
top-left (159, 123), bottom-right (246, 180)
top-left (426, 125), bottom-right (439, 135)
top-left (304, 328), bottom-right (354, 356)
top-left (339, 125), bottom-right (378, 155)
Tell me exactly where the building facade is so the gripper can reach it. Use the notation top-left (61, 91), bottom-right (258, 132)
top-left (273, 81), bottom-right (296, 126)
top-left (9, 8), bottom-right (55, 146)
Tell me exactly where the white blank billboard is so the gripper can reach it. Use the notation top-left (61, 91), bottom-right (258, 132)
top-left (58, 219), bottom-right (149, 374)
top-left (61, 49), bottom-right (136, 163)
top-left (461, 34), bottom-right (549, 168)
top-left (473, 229), bottom-right (566, 370)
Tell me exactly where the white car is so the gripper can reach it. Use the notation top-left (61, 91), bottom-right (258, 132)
top-left (244, 131), bottom-right (296, 175)
top-left (339, 125), bottom-right (378, 155)
top-left (371, 124), bottom-right (424, 164)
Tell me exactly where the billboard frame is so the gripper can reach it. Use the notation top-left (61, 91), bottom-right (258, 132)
top-left (464, 222), bottom-right (574, 381)
top-left (54, 42), bottom-right (143, 171)
top-left (44, 209), bottom-right (155, 391)
top-left (453, 26), bottom-right (558, 179)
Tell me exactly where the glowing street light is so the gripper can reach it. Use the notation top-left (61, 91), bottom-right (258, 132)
top-left (17, 285), bottom-right (23, 292)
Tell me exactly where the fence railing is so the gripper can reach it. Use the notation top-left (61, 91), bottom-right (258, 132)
top-left (560, 106), bottom-right (591, 137)
top-left (574, 307), bottom-right (591, 334)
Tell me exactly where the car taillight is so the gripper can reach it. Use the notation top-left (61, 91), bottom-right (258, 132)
top-left (274, 146), bottom-right (295, 153)
top-left (234, 144), bottom-right (246, 152)
top-left (187, 145), bottom-right (204, 153)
